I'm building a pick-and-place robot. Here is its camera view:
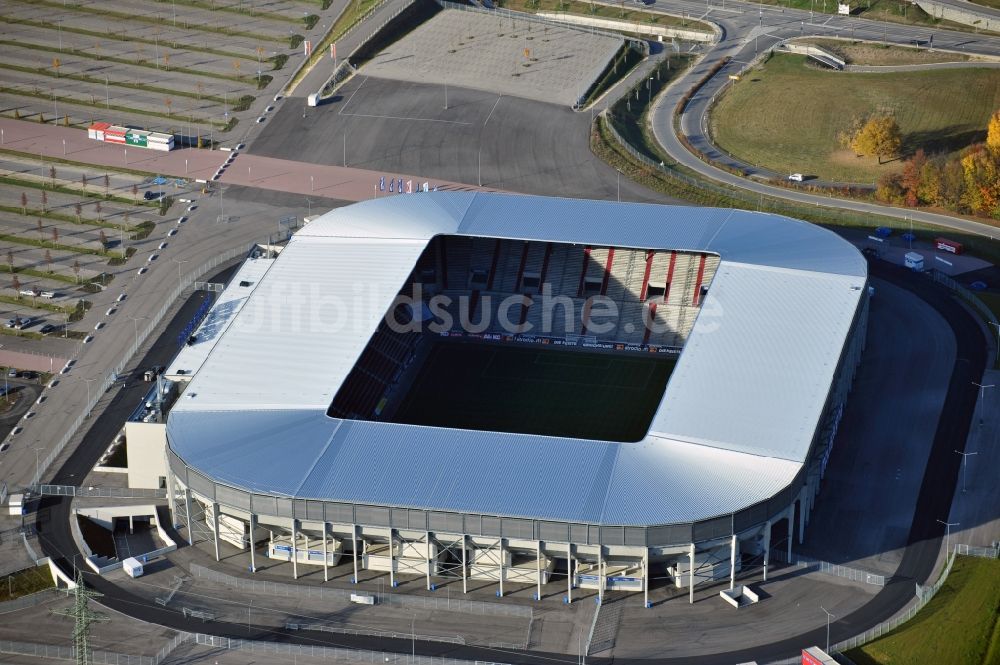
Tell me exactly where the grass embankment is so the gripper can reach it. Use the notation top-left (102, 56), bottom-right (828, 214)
top-left (497, 0), bottom-right (713, 33)
top-left (739, 0), bottom-right (996, 34)
top-left (802, 39), bottom-right (978, 65)
top-left (847, 556), bottom-right (1000, 665)
top-left (0, 566), bottom-right (54, 602)
top-left (288, 0), bottom-right (383, 91)
top-left (710, 53), bottom-right (1000, 183)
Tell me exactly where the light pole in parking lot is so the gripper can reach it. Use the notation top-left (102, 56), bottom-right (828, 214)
top-left (128, 316), bottom-right (148, 353)
top-left (820, 606), bottom-right (833, 654)
top-left (972, 381), bottom-right (994, 425)
top-left (173, 259), bottom-right (188, 293)
top-left (936, 519), bottom-right (958, 559)
top-left (34, 447), bottom-right (42, 487)
top-left (83, 377), bottom-right (95, 417)
top-left (954, 450), bottom-right (977, 493)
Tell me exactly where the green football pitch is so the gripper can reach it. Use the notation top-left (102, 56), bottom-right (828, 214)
top-left (391, 342), bottom-right (676, 441)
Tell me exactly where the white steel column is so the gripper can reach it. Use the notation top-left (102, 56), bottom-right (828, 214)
top-left (212, 503), bottom-right (221, 562)
top-left (352, 524), bottom-right (359, 584)
top-left (497, 538), bottom-right (505, 598)
top-left (536, 540), bottom-right (542, 601)
top-left (566, 542), bottom-right (573, 604)
top-left (426, 531), bottom-right (433, 591)
top-left (389, 529), bottom-right (396, 588)
top-left (249, 513), bottom-right (257, 573)
top-left (291, 519), bottom-right (298, 580)
top-left (688, 544), bottom-right (695, 604)
top-left (798, 493), bottom-right (806, 545)
top-left (322, 523), bottom-right (329, 583)
top-left (183, 488), bottom-right (194, 546)
top-left (642, 549), bottom-right (649, 608)
top-left (166, 467), bottom-right (177, 524)
top-left (786, 508), bottom-right (794, 563)
top-left (729, 534), bottom-right (737, 591)
top-left (461, 535), bottom-right (468, 594)
top-left (762, 520), bottom-right (771, 582)
top-left (598, 546), bottom-right (604, 603)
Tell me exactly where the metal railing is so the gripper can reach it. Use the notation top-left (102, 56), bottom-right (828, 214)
top-left (28, 245), bottom-right (252, 489)
top-left (29, 484), bottom-right (167, 499)
top-left (0, 640), bottom-right (155, 664)
top-left (927, 269), bottom-right (999, 330)
top-left (191, 563), bottom-right (533, 618)
top-left (287, 621), bottom-right (465, 645)
top-left (0, 588), bottom-right (59, 615)
top-left (793, 553), bottom-right (886, 587)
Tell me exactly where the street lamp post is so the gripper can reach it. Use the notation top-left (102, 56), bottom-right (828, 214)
top-left (971, 381), bottom-right (994, 425)
top-left (936, 519), bottom-right (959, 559)
top-left (173, 259), bottom-right (188, 293)
top-left (954, 450), bottom-right (978, 493)
top-left (128, 316), bottom-right (148, 352)
top-left (83, 377), bottom-right (95, 417)
top-left (34, 447), bottom-right (42, 487)
top-left (820, 606), bottom-right (834, 654)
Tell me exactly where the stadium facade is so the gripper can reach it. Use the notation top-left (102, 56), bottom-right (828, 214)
top-left (162, 192), bottom-right (869, 605)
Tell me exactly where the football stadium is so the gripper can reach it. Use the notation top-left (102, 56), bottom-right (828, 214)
top-left (162, 192), bottom-right (869, 605)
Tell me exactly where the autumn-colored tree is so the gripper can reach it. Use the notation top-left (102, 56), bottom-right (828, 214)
top-left (52, 57), bottom-right (60, 77)
top-left (36, 218), bottom-right (43, 235)
top-left (72, 259), bottom-right (81, 283)
top-left (44, 249), bottom-right (52, 273)
top-left (961, 144), bottom-right (1000, 218)
top-left (900, 149), bottom-right (927, 207)
top-left (165, 97), bottom-right (172, 116)
top-left (875, 172), bottom-right (905, 205)
top-left (132, 184), bottom-right (138, 203)
top-left (41, 190), bottom-right (47, 212)
top-left (987, 109), bottom-right (1000, 154)
top-left (851, 115), bottom-right (902, 164)
top-left (95, 201), bottom-right (103, 221)
top-left (75, 202), bottom-right (82, 222)
top-left (81, 173), bottom-right (88, 193)
top-left (51, 227), bottom-right (59, 245)
top-left (99, 229), bottom-right (108, 247)
top-left (20, 192), bottom-right (27, 215)
top-left (6, 251), bottom-right (13, 273)
top-left (11, 275), bottom-right (20, 298)
top-left (104, 174), bottom-right (110, 197)
top-left (49, 165), bottom-right (56, 187)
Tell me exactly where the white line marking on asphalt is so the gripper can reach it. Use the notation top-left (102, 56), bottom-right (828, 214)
top-left (339, 111), bottom-right (472, 125)
top-left (339, 76), bottom-right (369, 116)
top-left (484, 94), bottom-right (502, 127)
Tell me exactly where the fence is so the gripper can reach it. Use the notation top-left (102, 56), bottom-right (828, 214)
top-left (286, 621), bottom-right (465, 645)
top-left (190, 563), bottom-right (533, 618)
top-left (29, 484), bottom-right (167, 499)
top-left (793, 553), bottom-right (886, 587)
top-left (927, 270), bottom-right (1000, 330)
top-left (0, 588), bottom-right (59, 615)
top-left (29, 245), bottom-right (252, 488)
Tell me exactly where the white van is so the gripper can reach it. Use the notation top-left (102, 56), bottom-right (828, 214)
top-left (788, 173), bottom-right (804, 182)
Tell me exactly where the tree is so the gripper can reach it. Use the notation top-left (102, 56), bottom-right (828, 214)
top-left (900, 149), bottom-right (927, 207)
top-left (99, 229), bottom-right (108, 248)
top-left (95, 201), bottom-right (102, 221)
top-left (20, 192), bottom-right (27, 215)
top-left (75, 202), bottom-right (82, 223)
top-left (52, 57), bottom-right (60, 77)
top-left (961, 145), bottom-right (1000, 218)
top-left (72, 260), bottom-right (81, 283)
top-left (850, 115), bottom-right (902, 164)
top-left (103, 174), bottom-right (110, 197)
top-left (41, 190), bottom-right (47, 212)
top-left (875, 172), bottom-right (905, 205)
top-left (11, 275), bottom-right (20, 298)
top-left (36, 219), bottom-right (43, 235)
top-left (51, 227), bottom-right (59, 245)
top-left (987, 109), bottom-right (1000, 154)
top-left (165, 97), bottom-right (172, 116)
top-left (6, 251), bottom-right (12, 273)
top-left (81, 173), bottom-right (88, 193)
top-left (49, 165), bottom-right (56, 187)
top-left (132, 184), bottom-right (138, 204)
top-left (44, 249), bottom-right (52, 273)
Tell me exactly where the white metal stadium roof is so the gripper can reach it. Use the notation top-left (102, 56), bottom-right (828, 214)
top-left (167, 193), bottom-right (867, 526)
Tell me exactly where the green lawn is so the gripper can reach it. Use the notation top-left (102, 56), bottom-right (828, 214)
top-left (0, 565), bottom-right (54, 602)
top-left (392, 343), bottom-right (676, 441)
top-left (847, 556), bottom-right (1000, 665)
top-left (711, 54), bottom-right (1000, 183)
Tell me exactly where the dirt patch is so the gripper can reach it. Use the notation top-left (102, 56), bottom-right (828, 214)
top-left (805, 39), bottom-right (979, 66)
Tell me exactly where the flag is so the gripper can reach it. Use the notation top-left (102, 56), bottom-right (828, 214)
top-left (388, 178), bottom-right (394, 193)
top-left (331, 43), bottom-right (336, 59)
top-left (304, 40), bottom-right (312, 57)
top-left (406, 180), bottom-right (413, 193)
top-left (379, 176), bottom-right (385, 191)
top-left (398, 178), bottom-right (403, 193)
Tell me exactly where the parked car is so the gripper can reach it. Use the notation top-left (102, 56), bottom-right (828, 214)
top-left (14, 318), bottom-right (32, 330)
top-left (39, 324), bottom-right (56, 334)
top-left (143, 190), bottom-right (163, 201)
top-left (788, 173), bottom-right (804, 182)
top-left (7, 368), bottom-right (17, 378)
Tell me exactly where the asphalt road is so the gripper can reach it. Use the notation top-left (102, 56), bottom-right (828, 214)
top-left (645, 0), bottom-right (1000, 237)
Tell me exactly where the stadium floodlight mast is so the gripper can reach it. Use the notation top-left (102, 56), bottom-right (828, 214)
top-left (936, 519), bottom-right (959, 559)
top-left (820, 606), bottom-right (834, 654)
top-left (954, 450), bottom-right (977, 493)
top-left (971, 381), bottom-right (994, 425)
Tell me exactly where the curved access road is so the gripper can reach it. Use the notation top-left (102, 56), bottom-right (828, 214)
top-left (624, 0), bottom-right (1000, 237)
